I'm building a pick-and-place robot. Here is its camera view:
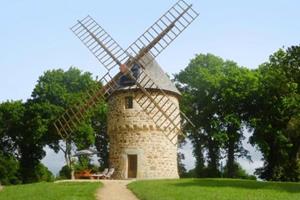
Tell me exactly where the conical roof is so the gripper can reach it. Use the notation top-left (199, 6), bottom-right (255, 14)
top-left (116, 54), bottom-right (181, 96)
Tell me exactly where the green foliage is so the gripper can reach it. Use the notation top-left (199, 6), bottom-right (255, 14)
top-left (223, 162), bottom-right (256, 180)
top-left (74, 156), bottom-right (90, 172)
top-left (248, 45), bottom-right (300, 181)
top-left (29, 67), bottom-right (108, 179)
top-left (175, 54), bottom-right (226, 177)
top-left (177, 152), bottom-right (187, 177)
top-left (58, 165), bottom-right (72, 179)
top-left (184, 164), bottom-right (256, 180)
top-left (0, 100), bottom-right (25, 155)
top-left (35, 163), bottom-right (54, 182)
top-left (0, 96), bottom-right (60, 183)
top-left (93, 103), bottom-right (109, 169)
top-left (18, 101), bottom-right (59, 183)
top-left (175, 53), bottom-right (257, 178)
top-left (31, 67), bottom-right (100, 151)
top-left (31, 67), bottom-right (95, 106)
top-left (176, 48), bottom-right (300, 181)
top-left (0, 153), bottom-right (21, 185)
top-left (128, 179), bottom-right (300, 200)
top-left (0, 182), bottom-right (101, 200)
top-left (0, 67), bottom-right (108, 184)
top-left (71, 155), bottom-right (100, 174)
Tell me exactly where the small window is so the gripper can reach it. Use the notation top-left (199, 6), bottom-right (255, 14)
top-left (125, 96), bottom-right (133, 109)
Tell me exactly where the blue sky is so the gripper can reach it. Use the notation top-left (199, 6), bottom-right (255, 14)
top-left (1, 0), bottom-right (300, 102)
top-left (1, 0), bottom-right (299, 174)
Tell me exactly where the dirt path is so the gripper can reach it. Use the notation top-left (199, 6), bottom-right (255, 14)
top-left (96, 180), bottom-right (139, 200)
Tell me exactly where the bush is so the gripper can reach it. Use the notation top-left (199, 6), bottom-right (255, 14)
top-left (0, 153), bottom-right (21, 185)
top-left (73, 155), bottom-right (99, 173)
top-left (36, 163), bottom-right (54, 182)
top-left (58, 165), bottom-right (72, 179)
top-left (182, 168), bottom-right (197, 178)
top-left (223, 163), bottom-right (256, 180)
top-left (184, 163), bottom-right (257, 180)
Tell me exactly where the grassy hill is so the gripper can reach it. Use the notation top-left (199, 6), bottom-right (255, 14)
top-left (0, 182), bottom-right (101, 200)
top-left (128, 178), bottom-right (300, 200)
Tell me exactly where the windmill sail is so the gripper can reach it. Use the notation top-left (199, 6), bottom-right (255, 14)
top-left (127, 0), bottom-right (198, 67)
top-left (54, 0), bottom-right (198, 143)
top-left (70, 15), bottom-right (129, 71)
top-left (119, 0), bottom-right (197, 144)
top-left (55, 15), bottom-right (132, 138)
top-left (54, 72), bottom-right (120, 139)
top-left (126, 55), bottom-right (193, 144)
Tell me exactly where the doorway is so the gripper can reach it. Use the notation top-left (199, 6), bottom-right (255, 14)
top-left (127, 154), bottom-right (137, 178)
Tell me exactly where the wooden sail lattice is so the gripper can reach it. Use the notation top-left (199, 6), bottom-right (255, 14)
top-left (127, 0), bottom-right (199, 67)
top-left (70, 15), bottom-right (129, 71)
top-left (54, 73), bottom-right (119, 139)
top-left (54, 0), bottom-right (198, 144)
top-left (132, 66), bottom-right (193, 145)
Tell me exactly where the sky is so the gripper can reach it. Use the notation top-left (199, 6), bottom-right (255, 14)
top-left (1, 0), bottom-right (300, 175)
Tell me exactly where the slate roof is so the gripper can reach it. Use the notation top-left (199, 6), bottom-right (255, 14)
top-left (116, 54), bottom-right (181, 96)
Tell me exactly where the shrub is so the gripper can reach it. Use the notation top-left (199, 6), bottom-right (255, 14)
top-left (0, 153), bottom-right (21, 185)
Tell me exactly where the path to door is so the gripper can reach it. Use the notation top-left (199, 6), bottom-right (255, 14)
top-left (96, 180), bottom-right (139, 200)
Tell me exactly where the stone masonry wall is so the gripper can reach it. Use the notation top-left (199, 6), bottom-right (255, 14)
top-left (107, 90), bottom-right (180, 179)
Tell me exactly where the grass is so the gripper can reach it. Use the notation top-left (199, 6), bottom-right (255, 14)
top-left (128, 178), bottom-right (300, 200)
top-left (0, 181), bottom-right (101, 200)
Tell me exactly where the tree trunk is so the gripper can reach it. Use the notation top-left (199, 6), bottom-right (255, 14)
top-left (227, 134), bottom-right (235, 178)
top-left (60, 140), bottom-right (74, 179)
top-left (226, 125), bottom-right (238, 178)
top-left (263, 136), bottom-right (277, 181)
top-left (192, 135), bottom-right (205, 177)
top-left (207, 137), bottom-right (220, 177)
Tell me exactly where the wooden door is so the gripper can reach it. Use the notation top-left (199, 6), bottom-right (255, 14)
top-left (128, 154), bottom-right (137, 178)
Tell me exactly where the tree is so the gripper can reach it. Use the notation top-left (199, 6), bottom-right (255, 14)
top-left (248, 46), bottom-right (300, 181)
top-left (0, 100), bottom-right (55, 183)
top-left (175, 53), bottom-right (256, 178)
top-left (0, 101), bottom-right (25, 156)
top-left (217, 62), bottom-right (258, 178)
top-left (30, 67), bottom-right (108, 177)
top-left (177, 152), bottom-right (187, 177)
top-left (176, 54), bottom-right (224, 177)
top-left (93, 103), bottom-right (109, 169)
top-left (0, 67), bottom-right (108, 183)
top-left (0, 101), bottom-right (24, 184)
top-left (18, 101), bottom-right (59, 183)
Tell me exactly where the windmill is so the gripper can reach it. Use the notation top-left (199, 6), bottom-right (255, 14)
top-left (54, 0), bottom-right (198, 179)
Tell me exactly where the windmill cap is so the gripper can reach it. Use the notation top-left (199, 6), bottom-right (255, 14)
top-left (116, 53), bottom-right (181, 96)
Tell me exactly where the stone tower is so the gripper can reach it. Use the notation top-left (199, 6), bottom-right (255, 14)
top-left (107, 56), bottom-right (181, 179)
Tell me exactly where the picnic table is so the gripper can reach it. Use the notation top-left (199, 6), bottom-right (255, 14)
top-left (74, 169), bottom-right (94, 179)
top-left (74, 169), bottom-right (105, 179)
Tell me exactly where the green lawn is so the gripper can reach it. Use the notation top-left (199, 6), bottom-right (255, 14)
top-left (0, 181), bottom-right (101, 200)
top-left (128, 178), bottom-right (300, 200)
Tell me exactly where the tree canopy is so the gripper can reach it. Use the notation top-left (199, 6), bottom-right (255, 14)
top-left (247, 46), bottom-right (300, 181)
top-left (175, 53), bottom-right (257, 178)
top-left (176, 46), bottom-right (300, 181)
top-left (0, 67), bottom-right (108, 184)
